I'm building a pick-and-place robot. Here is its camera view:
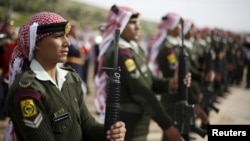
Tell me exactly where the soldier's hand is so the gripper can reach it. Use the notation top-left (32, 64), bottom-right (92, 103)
top-left (169, 78), bottom-right (178, 89)
top-left (195, 104), bottom-right (209, 124)
top-left (183, 72), bottom-right (191, 87)
top-left (215, 72), bottom-right (223, 81)
top-left (164, 125), bottom-right (185, 141)
top-left (169, 72), bottom-right (191, 89)
top-left (204, 70), bottom-right (215, 82)
top-left (106, 121), bottom-right (126, 141)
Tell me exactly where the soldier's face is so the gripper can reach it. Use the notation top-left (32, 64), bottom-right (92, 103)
top-left (121, 18), bottom-right (141, 42)
top-left (35, 31), bottom-right (70, 64)
top-left (168, 23), bottom-right (181, 37)
top-left (173, 24), bottom-right (181, 37)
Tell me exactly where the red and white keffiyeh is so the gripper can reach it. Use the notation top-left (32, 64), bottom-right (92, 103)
top-left (183, 19), bottom-right (194, 36)
top-left (8, 12), bottom-right (67, 86)
top-left (94, 4), bottom-right (139, 121)
top-left (148, 12), bottom-right (181, 76)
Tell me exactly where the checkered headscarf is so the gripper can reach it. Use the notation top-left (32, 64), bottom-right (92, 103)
top-left (183, 19), bottom-right (194, 36)
top-left (98, 4), bottom-right (139, 61)
top-left (9, 12), bottom-right (68, 86)
top-left (94, 4), bottom-right (139, 116)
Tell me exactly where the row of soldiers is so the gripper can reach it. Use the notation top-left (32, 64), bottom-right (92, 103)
top-left (1, 5), bottom-right (250, 141)
top-left (93, 8), bottom-right (250, 141)
top-left (145, 13), bottom-right (249, 140)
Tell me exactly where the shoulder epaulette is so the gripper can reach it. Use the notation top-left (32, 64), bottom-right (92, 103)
top-left (60, 66), bottom-right (75, 72)
top-left (165, 42), bottom-right (173, 48)
top-left (61, 67), bottom-right (82, 83)
top-left (119, 44), bottom-right (130, 49)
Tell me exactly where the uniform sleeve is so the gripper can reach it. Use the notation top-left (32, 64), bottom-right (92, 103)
top-left (69, 71), bottom-right (105, 140)
top-left (118, 52), bottom-right (173, 130)
top-left (151, 75), bottom-right (171, 94)
top-left (157, 43), bottom-right (178, 79)
top-left (188, 63), bottom-right (202, 81)
top-left (6, 89), bottom-right (56, 141)
top-left (78, 89), bottom-right (105, 140)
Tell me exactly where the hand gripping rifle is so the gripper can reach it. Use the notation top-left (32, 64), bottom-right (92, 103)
top-left (102, 29), bottom-right (121, 140)
top-left (174, 18), bottom-right (207, 138)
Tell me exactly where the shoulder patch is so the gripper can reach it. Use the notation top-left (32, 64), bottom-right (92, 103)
top-left (125, 59), bottom-right (136, 72)
top-left (166, 53), bottom-right (177, 64)
top-left (20, 99), bottom-right (38, 118)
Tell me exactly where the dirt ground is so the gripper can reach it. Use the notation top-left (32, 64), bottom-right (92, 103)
top-left (1, 63), bottom-right (250, 141)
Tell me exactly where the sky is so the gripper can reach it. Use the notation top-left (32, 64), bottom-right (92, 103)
top-left (74, 0), bottom-right (250, 33)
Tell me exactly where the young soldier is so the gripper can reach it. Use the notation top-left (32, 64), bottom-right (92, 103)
top-left (5, 11), bottom-right (126, 141)
top-left (95, 5), bottom-right (191, 141)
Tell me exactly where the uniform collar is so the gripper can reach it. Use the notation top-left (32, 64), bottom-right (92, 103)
top-left (166, 36), bottom-right (181, 46)
top-left (30, 59), bottom-right (68, 90)
top-left (119, 38), bottom-right (139, 53)
top-left (184, 39), bottom-right (193, 49)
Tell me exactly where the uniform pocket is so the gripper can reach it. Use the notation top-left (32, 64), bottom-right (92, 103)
top-left (52, 112), bottom-right (72, 133)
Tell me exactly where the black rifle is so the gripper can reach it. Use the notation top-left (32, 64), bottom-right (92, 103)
top-left (102, 29), bottom-right (121, 140)
top-left (174, 18), bottom-right (206, 139)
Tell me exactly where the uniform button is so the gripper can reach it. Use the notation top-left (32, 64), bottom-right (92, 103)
top-left (62, 125), bottom-right (66, 131)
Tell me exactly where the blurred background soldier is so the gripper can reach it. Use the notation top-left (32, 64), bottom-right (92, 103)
top-left (0, 20), bottom-right (17, 120)
top-left (95, 4), bottom-right (192, 141)
top-left (244, 37), bottom-right (250, 88)
top-left (90, 23), bottom-right (105, 79)
top-left (212, 28), bottom-right (228, 97)
top-left (64, 20), bottom-right (87, 95)
top-left (149, 13), bottom-right (208, 141)
top-left (65, 20), bottom-right (85, 80)
top-left (148, 13), bottom-right (185, 141)
top-left (149, 12), bottom-right (185, 141)
top-left (182, 19), bottom-right (210, 133)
